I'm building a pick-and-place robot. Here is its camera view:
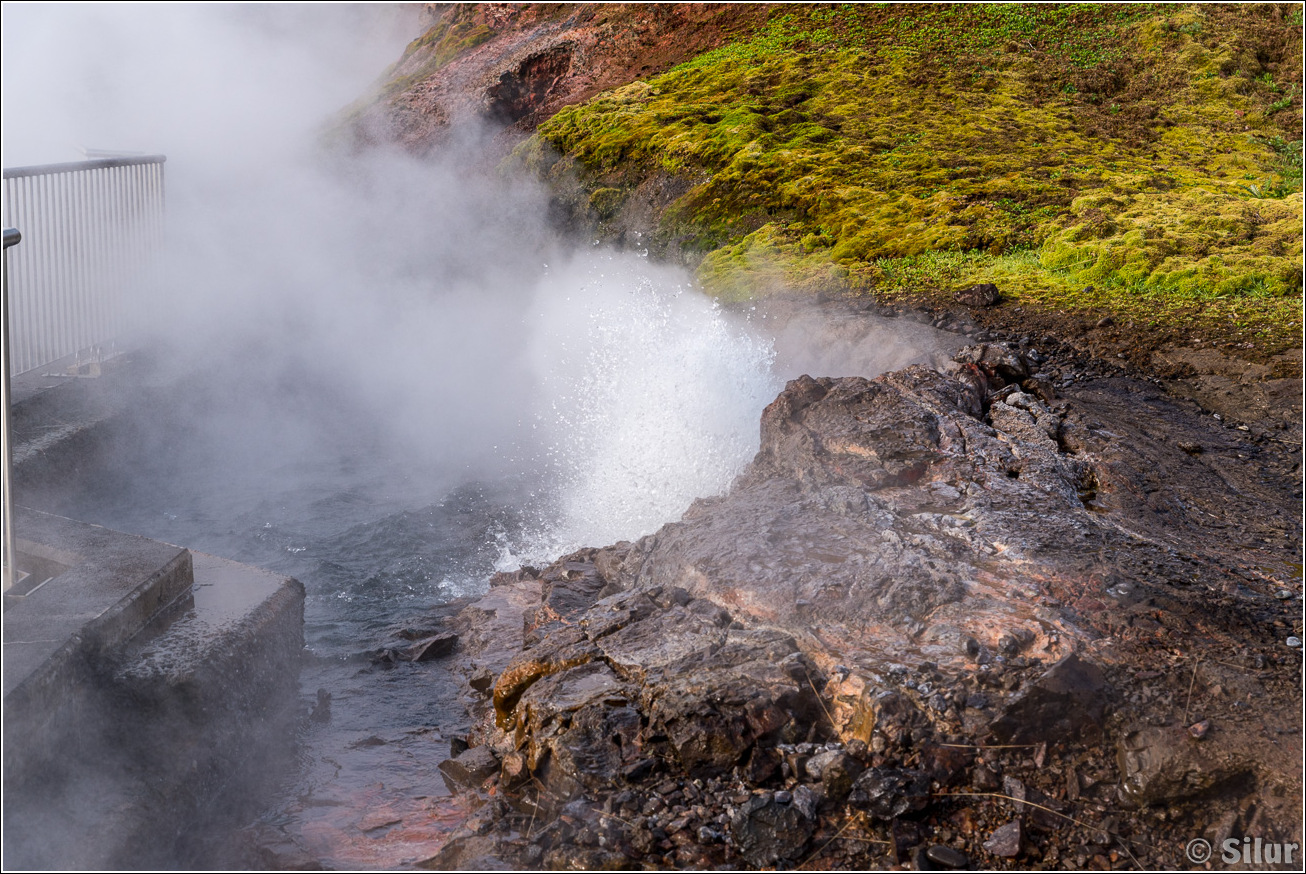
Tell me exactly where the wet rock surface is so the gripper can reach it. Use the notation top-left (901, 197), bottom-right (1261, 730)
top-left (397, 339), bottom-right (1299, 870)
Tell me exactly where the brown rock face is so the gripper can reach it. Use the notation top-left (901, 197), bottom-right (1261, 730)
top-left (352, 3), bottom-right (766, 154)
top-left (432, 341), bottom-right (1301, 869)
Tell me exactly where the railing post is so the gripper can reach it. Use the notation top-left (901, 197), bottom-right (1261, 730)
top-left (2, 226), bottom-right (21, 592)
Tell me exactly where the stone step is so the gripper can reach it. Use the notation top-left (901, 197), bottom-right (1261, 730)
top-left (2, 509), bottom-right (303, 870)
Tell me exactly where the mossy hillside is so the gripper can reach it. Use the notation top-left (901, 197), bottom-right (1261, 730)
top-left (519, 3), bottom-right (1303, 353)
top-left (379, 6), bottom-right (501, 99)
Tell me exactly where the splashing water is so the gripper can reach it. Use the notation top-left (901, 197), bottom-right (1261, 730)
top-left (500, 253), bottom-right (779, 564)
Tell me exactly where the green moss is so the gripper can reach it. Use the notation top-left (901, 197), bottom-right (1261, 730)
top-left (515, 3), bottom-right (1303, 349)
top-left (588, 187), bottom-right (625, 219)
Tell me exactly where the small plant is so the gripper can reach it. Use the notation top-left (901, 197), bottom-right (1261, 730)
top-left (1268, 84), bottom-right (1296, 114)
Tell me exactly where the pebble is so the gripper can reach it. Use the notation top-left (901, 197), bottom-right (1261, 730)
top-left (926, 844), bottom-right (971, 869)
top-left (1287, 637), bottom-right (1302, 648)
top-left (983, 819), bottom-right (1023, 857)
top-left (697, 826), bottom-right (723, 844)
top-left (774, 790), bottom-right (792, 804)
top-left (1274, 590), bottom-right (1294, 600)
top-left (1188, 720), bottom-right (1210, 739)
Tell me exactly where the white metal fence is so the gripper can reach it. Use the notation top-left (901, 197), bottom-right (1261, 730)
top-left (2, 156), bottom-right (165, 375)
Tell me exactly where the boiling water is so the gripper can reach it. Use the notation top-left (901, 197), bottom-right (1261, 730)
top-left (56, 256), bottom-right (780, 867)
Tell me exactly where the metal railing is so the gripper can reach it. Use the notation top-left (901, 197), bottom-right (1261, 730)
top-left (2, 155), bottom-right (165, 591)
top-left (2, 227), bottom-right (19, 592)
top-left (2, 156), bottom-right (165, 375)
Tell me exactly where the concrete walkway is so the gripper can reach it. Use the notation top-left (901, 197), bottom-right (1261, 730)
top-left (2, 355), bottom-right (306, 869)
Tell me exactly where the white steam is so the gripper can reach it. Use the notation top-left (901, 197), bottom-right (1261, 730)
top-left (1, 4), bottom-right (419, 168)
top-left (2, 4), bottom-right (783, 564)
top-left (2, 4), bottom-right (958, 573)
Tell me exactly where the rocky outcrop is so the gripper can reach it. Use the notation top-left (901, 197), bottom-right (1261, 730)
top-left (423, 341), bottom-right (1302, 869)
top-left (350, 3), bottom-right (765, 154)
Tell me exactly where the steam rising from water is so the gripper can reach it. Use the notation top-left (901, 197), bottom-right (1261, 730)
top-left (3, 4), bottom-right (784, 561)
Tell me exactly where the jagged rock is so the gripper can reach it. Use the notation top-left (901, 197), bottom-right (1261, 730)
top-left (1117, 726), bottom-right (1253, 805)
top-left (535, 552), bottom-right (610, 622)
top-left (755, 374), bottom-right (946, 490)
top-left (469, 668), bottom-right (495, 694)
top-left (435, 341), bottom-right (1301, 869)
top-left (984, 819), bottom-right (1023, 857)
top-left (728, 792), bottom-right (816, 866)
top-left (492, 626), bottom-right (601, 725)
top-left (594, 601), bottom-right (726, 683)
top-left (439, 745), bottom-right (500, 793)
top-left (499, 751), bottom-right (530, 790)
top-left (955, 282), bottom-right (1002, 307)
top-left (805, 749), bottom-right (864, 799)
top-left (848, 768), bottom-right (931, 821)
top-left (988, 653), bottom-right (1109, 743)
top-left (407, 631), bottom-right (459, 661)
top-left (791, 784), bottom-right (820, 820)
top-left (513, 661), bottom-right (639, 800)
top-left (955, 342), bottom-right (1031, 385)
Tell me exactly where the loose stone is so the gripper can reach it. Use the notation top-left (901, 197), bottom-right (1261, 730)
top-left (984, 819), bottom-right (1023, 857)
top-left (926, 844), bottom-right (972, 868)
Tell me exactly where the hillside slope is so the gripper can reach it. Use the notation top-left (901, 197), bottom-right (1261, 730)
top-left (356, 3), bottom-right (1303, 371)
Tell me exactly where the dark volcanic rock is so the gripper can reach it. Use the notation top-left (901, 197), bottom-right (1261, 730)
top-left (754, 373), bottom-right (949, 491)
top-left (407, 631), bottom-right (460, 662)
top-left (1117, 726), bottom-right (1254, 805)
top-left (955, 282), bottom-right (1002, 308)
top-left (848, 768), bottom-right (931, 821)
top-left (983, 819), bottom-right (1023, 857)
top-left (954, 341), bottom-right (1030, 385)
top-left (927, 844), bottom-right (972, 869)
top-left (729, 792), bottom-right (816, 866)
top-left (988, 653), bottom-right (1109, 743)
top-left (806, 749), bottom-right (864, 799)
top-left (439, 745), bottom-right (500, 793)
top-left (433, 339), bottom-right (1302, 871)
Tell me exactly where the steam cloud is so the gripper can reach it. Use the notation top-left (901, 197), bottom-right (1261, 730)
top-left (2, 4), bottom-right (969, 563)
top-left (2, 4), bottom-right (790, 556)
